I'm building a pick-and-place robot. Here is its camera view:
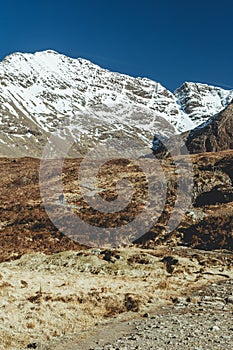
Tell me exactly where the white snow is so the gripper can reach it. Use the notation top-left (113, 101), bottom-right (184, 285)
top-left (0, 50), bottom-right (232, 154)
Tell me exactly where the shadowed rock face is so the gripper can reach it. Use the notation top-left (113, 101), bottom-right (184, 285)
top-left (152, 101), bottom-right (233, 158)
top-left (186, 101), bottom-right (233, 154)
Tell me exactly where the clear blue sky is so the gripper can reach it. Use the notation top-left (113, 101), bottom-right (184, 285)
top-left (0, 0), bottom-right (232, 91)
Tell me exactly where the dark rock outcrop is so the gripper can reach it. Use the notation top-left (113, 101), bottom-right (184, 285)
top-left (152, 101), bottom-right (233, 158)
top-left (186, 101), bottom-right (233, 154)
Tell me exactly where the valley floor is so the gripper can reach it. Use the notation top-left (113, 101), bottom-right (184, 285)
top-left (0, 153), bottom-right (233, 349)
top-left (78, 278), bottom-right (233, 350)
top-left (0, 246), bottom-right (233, 350)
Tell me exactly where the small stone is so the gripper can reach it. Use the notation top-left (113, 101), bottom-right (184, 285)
top-left (26, 344), bottom-right (37, 349)
top-left (226, 296), bottom-right (233, 304)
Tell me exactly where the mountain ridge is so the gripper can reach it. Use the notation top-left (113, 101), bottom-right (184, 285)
top-left (0, 50), bottom-right (232, 157)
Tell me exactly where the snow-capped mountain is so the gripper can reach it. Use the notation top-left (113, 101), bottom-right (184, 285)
top-left (175, 82), bottom-right (233, 124)
top-left (0, 50), bottom-right (232, 157)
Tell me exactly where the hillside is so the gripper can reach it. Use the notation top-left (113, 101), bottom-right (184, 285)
top-left (1, 151), bottom-right (233, 262)
top-left (152, 101), bottom-right (233, 157)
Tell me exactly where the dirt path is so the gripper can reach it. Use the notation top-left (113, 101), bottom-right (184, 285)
top-left (37, 278), bottom-right (233, 350)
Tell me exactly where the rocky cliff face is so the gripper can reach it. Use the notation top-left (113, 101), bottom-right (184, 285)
top-left (174, 82), bottom-right (233, 124)
top-left (186, 101), bottom-right (233, 154)
top-left (0, 50), bottom-right (232, 157)
top-left (152, 101), bottom-right (233, 158)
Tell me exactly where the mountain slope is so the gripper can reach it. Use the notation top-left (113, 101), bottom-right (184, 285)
top-left (175, 82), bottom-right (233, 124)
top-left (186, 101), bottom-right (233, 153)
top-left (0, 50), bottom-right (232, 157)
top-left (1, 151), bottom-right (233, 260)
top-left (152, 100), bottom-right (233, 158)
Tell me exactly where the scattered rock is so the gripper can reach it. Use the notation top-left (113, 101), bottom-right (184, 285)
top-left (26, 343), bottom-right (37, 349)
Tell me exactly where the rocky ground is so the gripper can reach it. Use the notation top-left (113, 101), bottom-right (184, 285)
top-left (0, 246), bottom-right (233, 350)
top-left (31, 270), bottom-right (233, 350)
top-left (87, 278), bottom-right (233, 350)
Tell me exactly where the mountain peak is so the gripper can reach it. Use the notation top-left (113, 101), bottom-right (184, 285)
top-left (0, 50), bottom-right (232, 157)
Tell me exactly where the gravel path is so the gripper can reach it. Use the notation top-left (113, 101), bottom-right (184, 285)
top-left (89, 279), bottom-right (233, 350)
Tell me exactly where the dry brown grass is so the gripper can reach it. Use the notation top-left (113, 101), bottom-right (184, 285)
top-left (0, 247), bottom-right (233, 350)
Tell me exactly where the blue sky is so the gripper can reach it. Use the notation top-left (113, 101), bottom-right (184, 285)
top-left (0, 0), bottom-right (232, 91)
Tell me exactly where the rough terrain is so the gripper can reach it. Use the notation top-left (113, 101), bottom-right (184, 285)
top-left (186, 101), bottom-right (233, 154)
top-left (1, 151), bottom-right (233, 262)
top-left (0, 246), bottom-right (233, 350)
top-left (0, 151), bottom-right (233, 349)
top-left (153, 100), bottom-right (233, 157)
top-left (87, 278), bottom-right (233, 350)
